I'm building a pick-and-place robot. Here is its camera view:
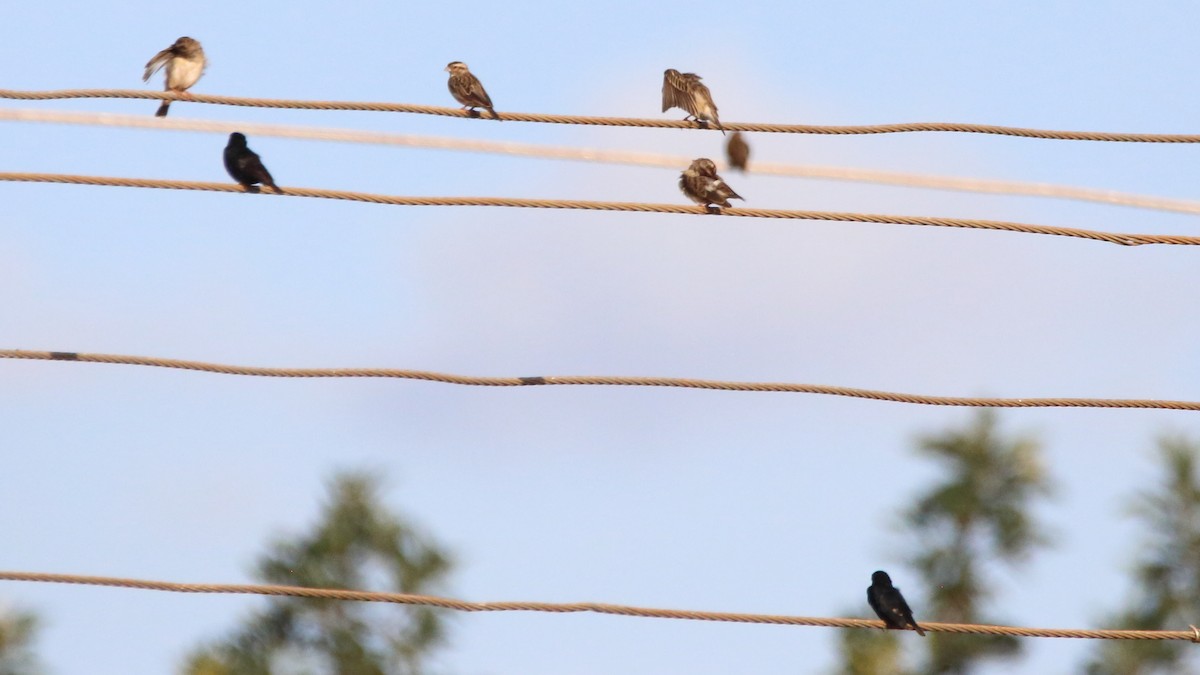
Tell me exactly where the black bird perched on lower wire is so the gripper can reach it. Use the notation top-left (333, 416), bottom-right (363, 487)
top-left (223, 133), bottom-right (280, 193)
top-left (867, 570), bottom-right (926, 636)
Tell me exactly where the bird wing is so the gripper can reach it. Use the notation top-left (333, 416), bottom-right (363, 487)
top-left (143, 47), bottom-right (174, 82)
top-left (716, 179), bottom-right (742, 202)
top-left (662, 69), bottom-right (693, 114)
top-left (870, 587), bottom-right (908, 629)
top-left (245, 152), bottom-right (274, 186)
top-left (894, 594), bottom-right (920, 628)
top-left (690, 81), bottom-right (724, 133)
top-left (867, 587), bottom-right (883, 616)
top-left (691, 79), bottom-right (713, 106)
top-left (464, 73), bottom-right (493, 108)
top-left (228, 149), bottom-right (273, 187)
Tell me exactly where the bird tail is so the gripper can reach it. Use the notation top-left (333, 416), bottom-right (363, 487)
top-left (914, 624), bottom-right (926, 637)
top-left (488, 107), bottom-right (501, 121)
top-left (261, 168), bottom-right (282, 194)
top-left (155, 101), bottom-right (171, 117)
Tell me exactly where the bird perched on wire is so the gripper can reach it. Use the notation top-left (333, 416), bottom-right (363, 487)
top-left (867, 570), bottom-right (926, 636)
top-left (662, 69), bottom-right (724, 134)
top-left (224, 133), bottom-right (281, 194)
top-left (143, 36), bottom-right (206, 118)
top-left (679, 158), bottom-right (742, 213)
top-left (726, 132), bottom-right (750, 172)
top-left (446, 62), bottom-right (499, 120)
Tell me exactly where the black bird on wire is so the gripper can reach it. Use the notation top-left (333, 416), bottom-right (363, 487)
top-left (867, 570), bottom-right (926, 636)
top-left (446, 61), bottom-right (499, 120)
top-left (223, 133), bottom-right (280, 193)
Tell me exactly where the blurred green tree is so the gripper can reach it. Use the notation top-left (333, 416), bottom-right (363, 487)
top-left (908, 409), bottom-right (1052, 673)
top-left (834, 410), bottom-right (1053, 674)
top-left (1084, 436), bottom-right (1200, 675)
top-left (0, 606), bottom-right (42, 675)
top-left (182, 471), bottom-right (453, 675)
top-left (833, 625), bottom-right (910, 675)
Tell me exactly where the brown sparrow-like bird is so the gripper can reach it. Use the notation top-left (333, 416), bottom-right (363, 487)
top-left (680, 158), bottom-right (743, 212)
top-left (726, 132), bottom-right (750, 172)
top-left (224, 133), bottom-right (281, 194)
top-left (662, 69), bottom-right (724, 134)
top-left (446, 62), bottom-right (499, 120)
top-left (143, 36), bottom-right (206, 117)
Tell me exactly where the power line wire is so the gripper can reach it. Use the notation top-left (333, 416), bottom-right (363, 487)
top-left (5, 349), bottom-right (1200, 412)
top-left (5, 108), bottom-right (1200, 216)
top-left (1, 571), bottom-right (1196, 642)
top-left (1, 172), bottom-right (1192, 247)
top-left (4, 89), bottom-right (1200, 142)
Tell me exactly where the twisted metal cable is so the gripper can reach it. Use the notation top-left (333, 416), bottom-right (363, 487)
top-left (5, 108), bottom-right (1200, 216)
top-left (0, 571), bottom-right (1195, 642)
top-left (2, 172), bottom-right (1194, 247)
top-left (3, 88), bottom-right (1200, 142)
top-left (5, 349), bottom-right (1200, 411)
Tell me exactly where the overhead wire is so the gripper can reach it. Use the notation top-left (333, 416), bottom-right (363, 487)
top-left (1, 172), bottom-right (1194, 246)
top-left (1, 571), bottom-right (1196, 642)
top-left (4, 108), bottom-right (1200, 216)
top-left (5, 91), bottom-right (1200, 660)
top-left (5, 349), bottom-right (1200, 412)
top-left (4, 88), bottom-right (1200, 142)
top-left (6, 65), bottom-right (1200, 666)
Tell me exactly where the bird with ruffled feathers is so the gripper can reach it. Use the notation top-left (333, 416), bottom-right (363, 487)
top-left (662, 69), bottom-right (724, 134)
top-left (143, 36), bottom-right (206, 118)
top-left (679, 158), bottom-right (743, 213)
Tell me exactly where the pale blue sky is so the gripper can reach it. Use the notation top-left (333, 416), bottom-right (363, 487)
top-left (3, 1), bottom-right (1200, 673)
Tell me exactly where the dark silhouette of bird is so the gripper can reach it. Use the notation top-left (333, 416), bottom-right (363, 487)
top-left (662, 69), bottom-right (724, 134)
top-left (679, 158), bottom-right (743, 212)
top-left (143, 36), bottom-right (206, 117)
top-left (726, 132), bottom-right (750, 172)
top-left (223, 133), bottom-right (280, 193)
top-left (446, 62), bottom-right (499, 120)
top-left (867, 570), bottom-right (925, 636)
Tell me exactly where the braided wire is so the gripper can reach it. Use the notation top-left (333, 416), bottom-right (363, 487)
top-left (5, 108), bottom-right (1200, 215)
top-left (4, 88), bottom-right (1200, 142)
top-left (0, 571), bottom-right (1195, 641)
top-left (2, 173), bottom-right (1194, 246)
top-left (4, 349), bottom-right (1200, 411)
